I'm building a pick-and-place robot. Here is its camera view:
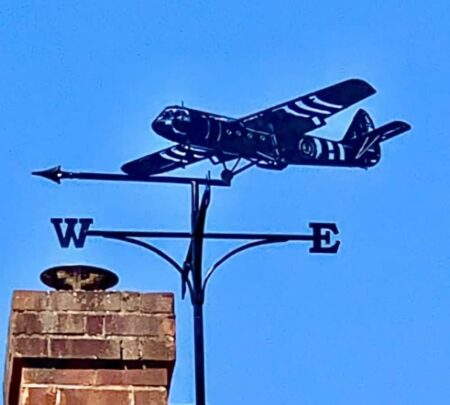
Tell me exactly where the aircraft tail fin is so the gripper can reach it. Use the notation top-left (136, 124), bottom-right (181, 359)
top-left (342, 109), bottom-right (410, 160)
top-left (341, 109), bottom-right (375, 145)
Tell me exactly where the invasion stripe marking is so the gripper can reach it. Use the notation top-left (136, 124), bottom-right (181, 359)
top-left (326, 140), bottom-right (335, 160)
top-left (294, 100), bottom-right (331, 115)
top-left (313, 138), bottom-right (323, 158)
top-left (273, 105), bottom-right (310, 118)
top-left (309, 95), bottom-right (343, 109)
top-left (288, 104), bottom-right (327, 124)
top-left (171, 148), bottom-right (187, 157)
top-left (217, 121), bottom-right (223, 142)
top-left (205, 119), bottom-right (211, 139)
top-left (337, 143), bottom-right (345, 160)
top-left (161, 152), bottom-right (181, 162)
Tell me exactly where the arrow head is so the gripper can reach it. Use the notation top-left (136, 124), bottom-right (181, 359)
top-left (32, 165), bottom-right (63, 184)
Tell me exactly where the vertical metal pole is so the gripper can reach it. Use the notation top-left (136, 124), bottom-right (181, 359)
top-left (193, 301), bottom-right (206, 405)
top-left (191, 181), bottom-right (206, 405)
top-left (191, 180), bottom-right (199, 235)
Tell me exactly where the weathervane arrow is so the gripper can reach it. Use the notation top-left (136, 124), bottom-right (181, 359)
top-left (32, 166), bottom-right (229, 186)
top-left (32, 165), bottom-right (64, 184)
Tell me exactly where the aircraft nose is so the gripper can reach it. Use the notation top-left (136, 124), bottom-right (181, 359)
top-left (151, 119), bottom-right (167, 134)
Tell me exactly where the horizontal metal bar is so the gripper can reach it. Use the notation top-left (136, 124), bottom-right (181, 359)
top-left (204, 232), bottom-right (314, 241)
top-left (32, 166), bottom-right (230, 187)
top-left (88, 230), bottom-right (192, 238)
top-left (88, 229), bottom-right (314, 241)
top-left (66, 172), bottom-right (228, 186)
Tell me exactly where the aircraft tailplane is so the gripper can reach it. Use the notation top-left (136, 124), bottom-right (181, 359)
top-left (341, 109), bottom-right (410, 160)
top-left (352, 121), bottom-right (411, 160)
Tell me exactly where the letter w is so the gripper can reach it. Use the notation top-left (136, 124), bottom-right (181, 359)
top-left (51, 218), bottom-right (93, 248)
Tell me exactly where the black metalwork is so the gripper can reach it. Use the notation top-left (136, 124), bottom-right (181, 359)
top-left (117, 79), bottom-right (410, 181)
top-left (32, 78), bottom-right (411, 404)
top-left (33, 165), bottom-right (229, 187)
top-left (35, 168), bottom-right (340, 405)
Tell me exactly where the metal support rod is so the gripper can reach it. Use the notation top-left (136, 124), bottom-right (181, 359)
top-left (190, 181), bottom-right (207, 405)
top-left (193, 302), bottom-right (206, 405)
top-left (32, 166), bottom-right (230, 187)
top-left (36, 167), bottom-right (340, 405)
top-left (191, 181), bottom-right (199, 234)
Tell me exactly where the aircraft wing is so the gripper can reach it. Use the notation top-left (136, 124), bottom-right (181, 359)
top-left (121, 144), bottom-right (211, 176)
top-left (238, 79), bottom-right (376, 136)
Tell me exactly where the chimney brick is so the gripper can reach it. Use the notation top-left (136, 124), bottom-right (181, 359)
top-left (4, 290), bottom-right (176, 405)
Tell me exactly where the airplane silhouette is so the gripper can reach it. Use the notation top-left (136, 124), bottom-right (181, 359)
top-left (121, 79), bottom-right (411, 182)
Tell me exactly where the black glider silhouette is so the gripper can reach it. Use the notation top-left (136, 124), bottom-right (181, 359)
top-left (122, 79), bottom-right (411, 181)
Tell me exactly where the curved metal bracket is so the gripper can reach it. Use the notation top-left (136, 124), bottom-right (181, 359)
top-left (102, 234), bottom-right (194, 297)
top-left (202, 238), bottom-right (288, 291)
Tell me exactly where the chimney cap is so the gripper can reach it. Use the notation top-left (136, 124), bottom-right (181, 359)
top-left (40, 264), bottom-right (119, 291)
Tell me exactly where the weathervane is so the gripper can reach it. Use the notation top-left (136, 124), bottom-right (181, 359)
top-left (33, 78), bottom-right (410, 405)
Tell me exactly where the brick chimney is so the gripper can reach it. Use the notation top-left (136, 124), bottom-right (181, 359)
top-left (4, 290), bottom-right (176, 405)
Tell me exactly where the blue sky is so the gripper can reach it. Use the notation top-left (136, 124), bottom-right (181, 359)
top-left (1, 1), bottom-right (449, 404)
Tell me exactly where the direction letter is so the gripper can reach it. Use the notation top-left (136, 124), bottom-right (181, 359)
top-left (309, 222), bottom-right (340, 254)
top-left (51, 218), bottom-right (93, 248)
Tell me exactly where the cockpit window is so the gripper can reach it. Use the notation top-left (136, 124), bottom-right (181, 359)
top-left (158, 108), bottom-right (190, 122)
top-left (176, 111), bottom-right (190, 121)
top-left (161, 110), bottom-right (173, 120)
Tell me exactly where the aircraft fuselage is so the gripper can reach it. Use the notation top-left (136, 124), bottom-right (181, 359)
top-left (151, 106), bottom-right (380, 170)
